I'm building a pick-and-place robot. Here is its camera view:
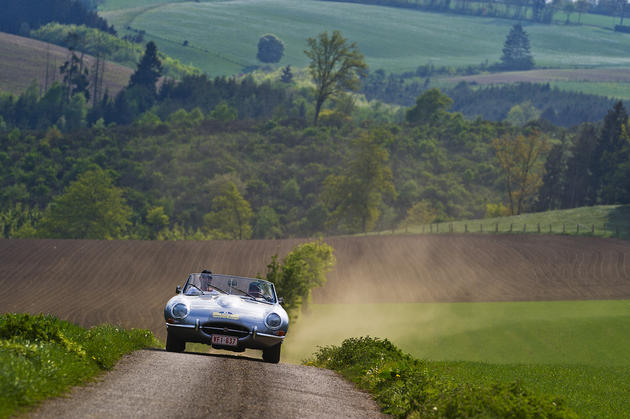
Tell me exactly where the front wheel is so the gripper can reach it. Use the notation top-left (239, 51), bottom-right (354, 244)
top-left (165, 331), bottom-right (185, 352)
top-left (262, 343), bottom-right (281, 364)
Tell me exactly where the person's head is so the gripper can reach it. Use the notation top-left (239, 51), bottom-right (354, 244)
top-left (200, 271), bottom-right (212, 290)
top-left (248, 282), bottom-right (263, 297)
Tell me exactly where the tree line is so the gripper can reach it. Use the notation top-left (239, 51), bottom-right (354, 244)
top-left (1, 30), bottom-right (630, 241)
top-left (0, 0), bottom-right (113, 36)
top-left (537, 101), bottom-right (630, 210)
top-left (320, 0), bottom-right (600, 25)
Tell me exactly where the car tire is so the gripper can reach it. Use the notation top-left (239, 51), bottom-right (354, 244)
top-left (165, 331), bottom-right (185, 352)
top-left (262, 343), bottom-right (281, 363)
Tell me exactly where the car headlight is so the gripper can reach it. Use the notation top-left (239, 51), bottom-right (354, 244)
top-left (265, 312), bottom-right (282, 329)
top-left (172, 303), bottom-right (189, 319)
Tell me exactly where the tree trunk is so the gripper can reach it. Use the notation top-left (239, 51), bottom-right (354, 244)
top-left (313, 97), bottom-right (324, 125)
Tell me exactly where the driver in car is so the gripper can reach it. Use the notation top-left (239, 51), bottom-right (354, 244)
top-left (200, 270), bottom-right (214, 292)
top-left (248, 282), bottom-right (265, 298)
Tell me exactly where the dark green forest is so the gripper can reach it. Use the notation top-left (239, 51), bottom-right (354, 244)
top-left (0, 0), bottom-right (113, 36)
top-left (361, 71), bottom-right (614, 127)
top-left (2, 64), bottom-right (630, 240)
top-left (1, 3), bottom-right (630, 240)
top-left (322, 0), bottom-right (623, 25)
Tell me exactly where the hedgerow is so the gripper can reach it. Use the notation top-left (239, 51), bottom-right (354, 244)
top-left (0, 313), bottom-right (159, 418)
top-left (306, 336), bottom-right (578, 418)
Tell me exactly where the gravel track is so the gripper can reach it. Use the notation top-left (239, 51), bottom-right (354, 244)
top-left (28, 349), bottom-right (384, 419)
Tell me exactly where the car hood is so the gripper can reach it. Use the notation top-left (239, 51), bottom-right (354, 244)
top-left (165, 293), bottom-right (286, 326)
top-left (190, 294), bottom-right (272, 319)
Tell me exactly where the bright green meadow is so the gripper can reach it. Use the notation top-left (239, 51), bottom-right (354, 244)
top-left (285, 300), bottom-right (630, 417)
top-left (384, 205), bottom-right (630, 239)
top-left (100, 0), bottom-right (630, 76)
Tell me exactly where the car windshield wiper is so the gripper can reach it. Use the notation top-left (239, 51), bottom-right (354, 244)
top-left (231, 287), bottom-right (252, 297)
top-left (205, 284), bottom-right (228, 294)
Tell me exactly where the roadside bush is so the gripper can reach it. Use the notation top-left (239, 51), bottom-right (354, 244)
top-left (0, 313), bottom-right (159, 418)
top-left (307, 336), bottom-right (578, 418)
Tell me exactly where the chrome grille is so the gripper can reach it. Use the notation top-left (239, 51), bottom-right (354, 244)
top-left (201, 322), bottom-right (250, 338)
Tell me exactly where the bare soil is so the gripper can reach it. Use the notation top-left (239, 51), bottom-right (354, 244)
top-left (1, 235), bottom-right (629, 341)
top-left (0, 32), bottom-right (132, 95)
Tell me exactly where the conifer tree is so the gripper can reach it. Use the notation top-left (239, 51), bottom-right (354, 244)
top-left (128, 41), bottom-right (162, 94)
top-left (591, 101), bottom-right (630, 203)
top-left (280, 65), bottom-right (293, 83)
top-left (500, 24), bottom-right (534, 70)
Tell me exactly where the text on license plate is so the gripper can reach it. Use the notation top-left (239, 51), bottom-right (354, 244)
top-left (212, 334), bottom-right (238, 347)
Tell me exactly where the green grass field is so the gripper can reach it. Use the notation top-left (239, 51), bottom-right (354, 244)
top-left (100, 0), bottom-right (630, 77)
top-left (386, 205), bottom-right (630, 239)
top-left (285, 300), bottom-right (630, 417)
top-left (549, 80), bottom-right (630, 100)
top-left (284, 300), bottom-right (630, 365)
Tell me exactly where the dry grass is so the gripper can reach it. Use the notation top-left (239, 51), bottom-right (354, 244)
top-left (0, 32), bottom-right (133, 96)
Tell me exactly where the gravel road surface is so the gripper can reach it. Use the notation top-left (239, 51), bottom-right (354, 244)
top-left (29, 349), bottom-right (385, 418)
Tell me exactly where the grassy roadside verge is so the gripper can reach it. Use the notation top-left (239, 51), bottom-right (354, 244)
top-left (306, 336), bottom-right (578, 418)
top-left (0, 313), bottom-right (160, 418)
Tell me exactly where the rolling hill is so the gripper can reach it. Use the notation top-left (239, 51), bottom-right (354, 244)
top-left (100, 0), bottom-right (630, 78)
top-left (0, 31), bottom-right (133, 96)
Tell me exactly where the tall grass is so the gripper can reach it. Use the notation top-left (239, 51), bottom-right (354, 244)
top-left (0, 313), bottom-right (159, 418)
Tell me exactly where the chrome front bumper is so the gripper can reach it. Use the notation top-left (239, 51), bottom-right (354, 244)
top-left (166, 322), bottom-right (285, 349)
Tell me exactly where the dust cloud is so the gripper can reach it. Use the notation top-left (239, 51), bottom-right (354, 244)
top-left (2, 234), bottom-right (630, 361)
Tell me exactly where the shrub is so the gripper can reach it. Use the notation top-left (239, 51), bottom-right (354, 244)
top-left (307, 336), bottom-right (578, 418)
top-left (0, 313), bottom-right (158, 417)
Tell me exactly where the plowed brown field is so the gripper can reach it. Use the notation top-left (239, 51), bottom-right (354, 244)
top-left (0, 32), bottom-right (133, 95)
top-left (2, 234), bottom-right (630, 340)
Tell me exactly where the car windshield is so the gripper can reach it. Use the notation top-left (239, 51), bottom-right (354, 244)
top-left (183, 273), bottom-right (276, 303)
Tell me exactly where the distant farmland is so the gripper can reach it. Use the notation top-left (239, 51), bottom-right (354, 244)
top-left (100, 0), bottom-right (630, 76)
top-left (1, 235), bottom-right (629, 341)
top-left (0, 32), bottom-right (133, 96)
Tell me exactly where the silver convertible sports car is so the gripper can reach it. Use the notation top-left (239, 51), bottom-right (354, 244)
top-left (164, 270), bottom-right (289, 363)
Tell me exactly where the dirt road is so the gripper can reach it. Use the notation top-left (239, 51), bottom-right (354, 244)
top-left (28, 349), bottom-right (384, 419)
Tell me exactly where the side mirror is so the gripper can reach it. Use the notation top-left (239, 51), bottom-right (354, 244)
top-left (176, 285), bottom-right (182, 294)
top-left (278, 297), bottom-right (284, 305)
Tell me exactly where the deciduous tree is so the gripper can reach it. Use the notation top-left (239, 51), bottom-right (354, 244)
top-left (38, 168), bottom-right (131, 239)
top-left (263, 239), bottom-right (335, 318)
top-left (146, 206), bottom-right (169, 239)
top-left (493, 130), bottom-right (550, 215)
top-left (304, 30), bottom-right (367, 125)
top-left (256, 34), bottom-right (284, 64)
top-left (203, 181), bottom-right (253, 239)
top-left (406, 88), bottom-right (453, 125)
top-left (399, 200), bottom-right (437, 231)
top-left (321, 130), bottom-right (396, 233)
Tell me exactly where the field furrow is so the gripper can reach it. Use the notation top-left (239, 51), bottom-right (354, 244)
top-left (2, 235), bottom-right (630, 340)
